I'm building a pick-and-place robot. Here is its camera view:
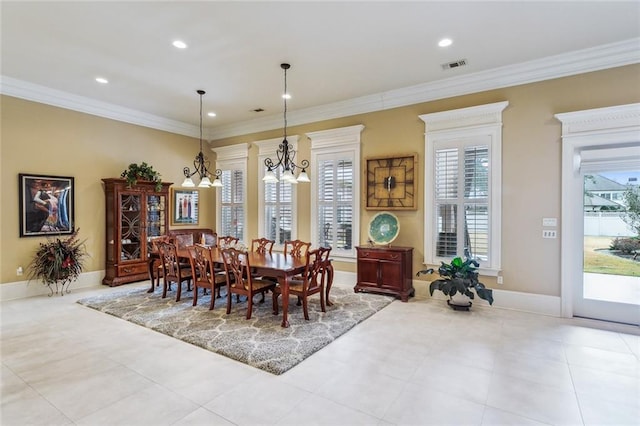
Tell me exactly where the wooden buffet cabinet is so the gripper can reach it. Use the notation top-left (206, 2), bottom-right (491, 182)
top-left (102, 178), bottom-right (172, 286)
top-left (355, 246), bottom-right (414, 302)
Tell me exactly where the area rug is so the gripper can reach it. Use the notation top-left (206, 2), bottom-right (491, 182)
top-left (77, 285), bottom-right (393, 375)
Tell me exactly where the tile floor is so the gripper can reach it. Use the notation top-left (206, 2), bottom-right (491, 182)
top-left (1, 280), bottom-right (639, 425)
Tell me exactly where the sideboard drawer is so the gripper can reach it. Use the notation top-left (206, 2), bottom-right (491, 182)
top-left (357, 249), bottom-right (403, 261)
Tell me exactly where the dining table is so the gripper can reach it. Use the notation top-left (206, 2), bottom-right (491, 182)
top-left (147, 245), bottom-right (331, 328)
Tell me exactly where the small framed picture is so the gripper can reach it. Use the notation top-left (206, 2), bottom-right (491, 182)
top-left (19, 173), bottom-right (75, 237)
top-left (171, 189), bottom-right (199, 225)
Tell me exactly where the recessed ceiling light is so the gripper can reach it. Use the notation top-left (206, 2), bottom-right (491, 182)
top-left (172, 40), bottom-right (187, 49)
top-left (207, 112), bottom-right (216, 117)
top-left (438, 38), bottom-right (453, 47)
top-left (95, 77), bottom-right (108, 84)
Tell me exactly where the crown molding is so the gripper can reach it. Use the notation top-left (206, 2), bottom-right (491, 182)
top-left (2, 38), bottom-right (638, 140)
top-left (0, 76), bottom-right (200, 137)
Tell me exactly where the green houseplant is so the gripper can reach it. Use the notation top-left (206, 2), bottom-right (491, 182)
top-left (417, 256), bottom-right (494, 310)
top-left (28, 229), bottom-right (87, 296)
top-left (121, 162), bottom-right (162, 191)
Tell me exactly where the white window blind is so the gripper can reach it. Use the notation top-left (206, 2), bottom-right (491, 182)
top-left (308, 125), bottom-right (363, 260)
top-left (220, 169), bottom-right (244, 240)
top-left (213, 143), bottom-right (248, 243)
top-left (421, 102), bottom-right (506, 274)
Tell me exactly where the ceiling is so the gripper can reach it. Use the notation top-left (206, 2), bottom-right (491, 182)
top-left (2, 1), bottom-right (639, 139)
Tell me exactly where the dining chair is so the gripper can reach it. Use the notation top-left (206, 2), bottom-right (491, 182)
top-left (273, 246), bottom-right (331, 320)
top-left (203, 232), bottom-right (218, 246)
top-left (221, 247), bottom-right (277, 320)
top-left (218, 235), bottom-right (239, 248)
top-left (148, 235), bottom-right (170, 290)
top-left (158, 241), bottom-right (193, 302)
top-left (187, 244), bottom-right (227, 310)
top-left (284, 239), bottom-right (311, 258)
top-left (250, 237), bottom-right (276, 301)
top-left (251, 237), bottom-right (274, 255)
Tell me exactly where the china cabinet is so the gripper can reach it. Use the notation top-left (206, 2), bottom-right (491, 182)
top-left (102, 178), bottom-right (172, 286)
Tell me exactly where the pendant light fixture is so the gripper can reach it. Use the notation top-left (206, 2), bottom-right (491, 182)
top-left (262, 63), bottom-right (310, 184)
top-left (182, 90), bottom-right (222, 188)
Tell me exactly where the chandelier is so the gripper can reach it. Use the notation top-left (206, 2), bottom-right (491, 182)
top-left (182, 90), bottom-right (222, 188)
top-left (262, 63), bottom-right (310, 184)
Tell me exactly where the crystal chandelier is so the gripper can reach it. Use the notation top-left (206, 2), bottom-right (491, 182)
top-left (182, 90), bottom-right (222, 188)
top-left (262, 63), bottom-right (310, 184)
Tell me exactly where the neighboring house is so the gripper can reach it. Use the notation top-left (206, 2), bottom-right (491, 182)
top-left (584, 174), bottom-right (629, 210)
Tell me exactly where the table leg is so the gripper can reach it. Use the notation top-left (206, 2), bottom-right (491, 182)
top-left (325, 262), bottom-right (334, 306)
top-left (281, 274), bottom-right (290, 328)
top-left (147, 257), bottom-right (156, 293)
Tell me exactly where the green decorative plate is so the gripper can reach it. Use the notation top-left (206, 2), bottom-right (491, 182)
top-left (368, 212), bottom-right (400, 245)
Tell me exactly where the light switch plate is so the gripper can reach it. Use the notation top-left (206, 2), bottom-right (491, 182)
top-left (543, 217), bottom-right (557, 227)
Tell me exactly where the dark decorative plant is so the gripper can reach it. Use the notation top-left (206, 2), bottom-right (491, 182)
top-left (121, 162), bottom-right (162, 191)
top-left (416, 256), bottom-right (494, 306)
top-left (28, 228), bottom-right (87, 296)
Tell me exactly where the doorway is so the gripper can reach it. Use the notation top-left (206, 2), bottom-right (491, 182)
top-left (557, 103), bottom-right (640, 326)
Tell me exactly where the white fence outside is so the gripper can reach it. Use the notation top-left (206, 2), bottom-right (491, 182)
top-left (584, 212), bottom-right (635, 237)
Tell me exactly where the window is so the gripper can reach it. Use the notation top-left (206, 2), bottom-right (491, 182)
top-left (254, 137), bottom-right (298, 246)
top-left (308, 125), bottom-right (363, 260)
top-left (420, 102), bottom-right (507, 274)
top-left (212, 143), bottom-right (248, 242)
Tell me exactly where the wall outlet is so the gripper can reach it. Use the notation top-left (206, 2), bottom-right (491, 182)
top-left (16, 266), bottom-right (23, 276)
top-left (497, 276), bottom-right (503, 285)
top-left (542, 217), bottom-right (557, 227)
top-left (542, 229), bottom-right (557, 239)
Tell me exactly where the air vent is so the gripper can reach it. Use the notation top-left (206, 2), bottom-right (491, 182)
top-left (252, 108), bottom-right (264, 113)
top-left (441, 59), bottom-right (467, 70)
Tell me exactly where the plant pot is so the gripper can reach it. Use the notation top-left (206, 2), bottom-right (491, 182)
top-left (448, 293), bottom-right (472, 311)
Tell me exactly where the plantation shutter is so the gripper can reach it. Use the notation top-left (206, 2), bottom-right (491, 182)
top-left (264, 169), bottom-right (293, 244)
top-left (220, 169), bottom-right (244, 240)
top-left (317, 157), bottom-right (354, 249)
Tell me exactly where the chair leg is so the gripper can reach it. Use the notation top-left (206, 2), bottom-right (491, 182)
top-left (176, 282), bottom-right (182, 302)
top-left (272, 291), bottom-right (279, 315)
top-left (192, 286), bottom-right (198, 306)
top-left (246, 294), bottom-right (253, 320)
top-left (320, 287), bottom-right (326, 313)
top-left (209, 287), bottom-right (215, 310)
top-left (226, 290), bottom-right (233, 314)
top-left (302, 297), bottom-right (309, 320)
top-left (162, 280), bottom-right (168, 299)
top-left (259, 291), bottom-right (265, 304)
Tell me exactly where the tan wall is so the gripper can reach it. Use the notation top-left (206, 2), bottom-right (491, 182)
top-left (0, 97), bottom-right (217, 284)
top-left (2, 65), bottom-right (639, 297)
top-left (210, 65), bottom-right (640, 297)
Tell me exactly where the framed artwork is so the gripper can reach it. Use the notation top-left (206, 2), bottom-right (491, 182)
top-left (365, 153), bottom-right (417, 210)
top-left (171, 189), bottom-right (199, 225)
top-left (19, 173), bottom-right (75, 237)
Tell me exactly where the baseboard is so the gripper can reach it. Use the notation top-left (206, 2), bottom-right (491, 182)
top-left (335, 272), bottom-right (561, 317)
top-left (0, 271), bottom-right (104, 301)
top-left (1, 270), bottom-right (562, 317)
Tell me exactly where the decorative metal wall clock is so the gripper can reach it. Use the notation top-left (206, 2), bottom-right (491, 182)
top-left (365, 153), bottom-right (417, 210)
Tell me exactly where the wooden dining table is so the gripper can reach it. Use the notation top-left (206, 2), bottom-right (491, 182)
top-left (148, 246), bottom-right (319, 328)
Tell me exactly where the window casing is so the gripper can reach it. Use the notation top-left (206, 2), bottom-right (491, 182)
top-left (420, 102), bottom-right (507, 275)
top-left (255, 137), bottom-right (298, 247)
top-left (212, 143), bottom-right (248, 243)
top-left (308, 125), bottom-right (363, 260)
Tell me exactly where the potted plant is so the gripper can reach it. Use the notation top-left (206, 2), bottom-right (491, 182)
top-left (120, 162), bottom-right (162, 191)
top-left (27, 229), bottom-right (87, 296)
top-left (416, 256), bottom-right (494, 310)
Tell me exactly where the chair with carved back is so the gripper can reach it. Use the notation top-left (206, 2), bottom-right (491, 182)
top-left (149, 235), bottom-right (170, 290)
top-left (218, 235), bottom-right (239, 248)
top-left (251, 238), bottom-right (274, 255)
top-left (202, 232), bottom-right (218, 247)
top-left (283, 239), bottom-right (312, 305)
top-left (272, 246), bottom-right (331, 320)
top-left (250, 237), bottom-right (276, 301)
top-left (187, 244), bottom-right (227, 310)
top-left (157, 241), bottom-right (193, 302)
top-left (284, 239), bottom-right (311, 258)
top-left (221, 247), bottom-right (277, 320)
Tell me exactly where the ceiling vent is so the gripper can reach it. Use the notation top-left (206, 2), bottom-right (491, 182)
top-left (441, 59), bottom-right (467, 70)
top-left (252, 108), bottom-right (265, 113)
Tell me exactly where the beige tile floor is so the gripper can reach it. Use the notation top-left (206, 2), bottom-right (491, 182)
top-left (1, 280), bottom-right (639, 425)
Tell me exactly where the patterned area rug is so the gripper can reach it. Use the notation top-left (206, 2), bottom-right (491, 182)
top-left (77, 285), bottom-right (393, 375)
